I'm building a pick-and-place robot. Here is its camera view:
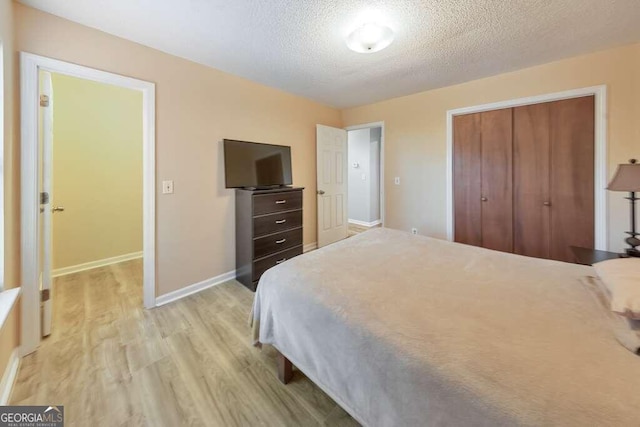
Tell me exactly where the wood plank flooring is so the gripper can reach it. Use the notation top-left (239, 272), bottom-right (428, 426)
top-left (348, 222), bottom-right (381, 237)
top-left (11, 259), bottom-right (359, 426)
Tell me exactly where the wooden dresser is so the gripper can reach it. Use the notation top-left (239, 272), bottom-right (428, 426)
top-left (235, 187), bottom-right (304, 291)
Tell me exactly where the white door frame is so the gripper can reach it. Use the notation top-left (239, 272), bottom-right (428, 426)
top-left (345, 121), bottom-right (386, 227)
top-left (445, 85), bottom-right (608, 250)
top-left (40, 71), bottom-right (53, 337)
top-left (0, 43), bottom-right (5, 289)
top-left (20, 52), bottom-right (156, 355)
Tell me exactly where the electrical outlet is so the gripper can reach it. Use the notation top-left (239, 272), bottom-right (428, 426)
top-left (162, 180), bottom-right (174, 194)
top-left (411, 228), bottom-right (418, 235)
top-left (394, 177), bottom-right (400, 185)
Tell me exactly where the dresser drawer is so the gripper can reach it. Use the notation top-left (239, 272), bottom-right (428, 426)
top-left (254, 228), bottom-right (302, 259)
top-left (253, 210), bottom-right (302, 237)
top-left (253, 191), bottom-right (302, 215)
top-left (252, 245), bottom-right (303, 281)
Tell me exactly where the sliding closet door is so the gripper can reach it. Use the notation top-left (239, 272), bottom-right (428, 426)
top-left (453, 113), bottom-right (482, 246)
top-left (513, 103), bottom-right (551, 259)
top-left (480, 108), bottom-right (513, 253)
top-left (549, 96), bottom-right (595, 262)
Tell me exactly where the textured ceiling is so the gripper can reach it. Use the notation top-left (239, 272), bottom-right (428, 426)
top-left (19, 0), bottom-right (640, 108)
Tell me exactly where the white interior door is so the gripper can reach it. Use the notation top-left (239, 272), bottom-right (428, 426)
top-left (39, 71), bottom-right (54, 337)
top-left (316, 124), bottom-right (348, 247)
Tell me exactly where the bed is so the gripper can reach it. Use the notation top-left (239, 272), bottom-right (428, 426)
top-left (251, 228), bottom-right (640, 426)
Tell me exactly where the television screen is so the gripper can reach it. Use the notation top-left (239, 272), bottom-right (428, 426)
top-left (223, 139), bottom-right (293, 188)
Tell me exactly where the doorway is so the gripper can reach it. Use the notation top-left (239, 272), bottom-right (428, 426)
top-left (346, 122), bottom-right (384, 236)
top-left (315, 122), bottom-right (385, 247)
top-left (315, 122), bottom-right (385, 248)
top-left (43, 70), bottom-right (144, 340)
top-left (20, 53), bottom-right (156, 355)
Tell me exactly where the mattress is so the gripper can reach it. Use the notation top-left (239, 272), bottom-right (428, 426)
top-left (252, 228), bottom-right (640, 426)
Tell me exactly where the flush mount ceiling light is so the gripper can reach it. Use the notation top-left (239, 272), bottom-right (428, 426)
top-left (346, 23), bottom-right (394, 53)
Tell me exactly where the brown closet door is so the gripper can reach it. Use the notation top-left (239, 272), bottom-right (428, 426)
top-left (549, 96), bottom-right (595, 262)
top-left (480, 108), bottom-right (513, 253)
top-left (453, 113), bottom-right (482, 246)
top-left (513, 103), bottom-right (551, 259)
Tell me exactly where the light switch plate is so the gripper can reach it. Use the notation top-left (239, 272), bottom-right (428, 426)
top-left (162, 180), bottom-right (174, 194)
top-left (394, 177), bottom-right (400, 185)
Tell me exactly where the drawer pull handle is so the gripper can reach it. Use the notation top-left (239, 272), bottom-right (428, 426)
top-left (275, 200), bottom-right (287, 204)
top-left (276, 258), bottom-right (287, 264)
top-left (276, 238), bottom-right (286, 244)
top-left (275, 219), bottom-right (287, 224)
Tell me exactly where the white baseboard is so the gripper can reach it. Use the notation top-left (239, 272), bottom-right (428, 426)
top-left (154, 243), bottom-right (318, 307)
top-left (52, 251), bottom-right (143, 278)
top-left (303, 242), bottom-right (318, 253)
top-left (0, 348), bottom-right (20, 405)
top-left (155, 269), bottom-right (237, 307)
top-left (348, 219), bottom-right (381, 227)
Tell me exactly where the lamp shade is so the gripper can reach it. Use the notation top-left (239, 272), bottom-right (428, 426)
top-left (607, 160), bottom-right (640, 191)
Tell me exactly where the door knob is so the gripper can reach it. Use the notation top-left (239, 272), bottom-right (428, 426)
top-left (52, 206), bottom-right (65, 213)
top-left (317, 190), bottom-right (325, 195)
top-left (543, 201), bottom-right (551, 206)
top-left (481, 197), bottom-right (488, 202)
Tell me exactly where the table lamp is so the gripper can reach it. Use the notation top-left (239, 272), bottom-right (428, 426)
top-left (607, 159), bottom-right (640, 257)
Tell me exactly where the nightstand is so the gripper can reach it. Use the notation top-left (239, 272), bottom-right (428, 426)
top-left (570, 246), bottom-right (627, 266)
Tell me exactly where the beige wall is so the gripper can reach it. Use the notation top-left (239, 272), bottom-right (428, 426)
top-left (342, 43), bottom-right (640, 252)
top-left (50, 73), bottom-right (143, 270)
top-left (14, 3), bottom-right (342, 296)
top-left (0, 0), bottom-right (20, 386)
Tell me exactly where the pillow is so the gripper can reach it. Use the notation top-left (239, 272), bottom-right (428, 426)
top-left (593, 258), bottom-right (640, 319)
top-left (581, 276), bottom-right (640, 355)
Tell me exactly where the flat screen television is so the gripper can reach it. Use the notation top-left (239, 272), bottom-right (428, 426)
top-left (223, 139), bottom-right (293, 189)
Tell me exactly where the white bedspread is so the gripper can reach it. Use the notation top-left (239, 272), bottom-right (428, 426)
top-left (252, 228), bottom-right (640, 426)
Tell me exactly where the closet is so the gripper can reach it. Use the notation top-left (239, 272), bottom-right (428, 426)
top-left (453, 95), bottom-right (594, 263)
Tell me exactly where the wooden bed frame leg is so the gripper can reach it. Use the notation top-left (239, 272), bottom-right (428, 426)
top-left (277, 351), bottom-right (293, 384)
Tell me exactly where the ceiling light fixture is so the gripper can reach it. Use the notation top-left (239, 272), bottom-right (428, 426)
top-left (346, 23), bottom-right (394, 53)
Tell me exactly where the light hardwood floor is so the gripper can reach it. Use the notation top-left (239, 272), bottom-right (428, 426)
top-left (348, 222), bottom-right (381, 237)
top-left (11, 259), bottom-right (359, 426)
